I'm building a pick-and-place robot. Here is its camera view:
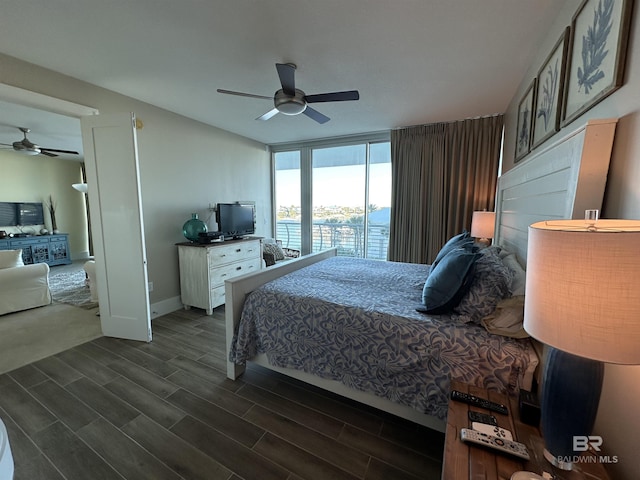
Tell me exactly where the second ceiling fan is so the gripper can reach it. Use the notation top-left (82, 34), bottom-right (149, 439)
top-left (217, 63), bottom-right (359, 124)
top-left (0, 127), bottom-right (79, 157)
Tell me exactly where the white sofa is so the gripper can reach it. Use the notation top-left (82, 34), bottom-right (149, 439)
top-left (0, 249), bottom-right (51, 316)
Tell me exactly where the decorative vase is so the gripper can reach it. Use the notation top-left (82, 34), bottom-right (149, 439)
top-left (182, 213), bottom-right (207, 242)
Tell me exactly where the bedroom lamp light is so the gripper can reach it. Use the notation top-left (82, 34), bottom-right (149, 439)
top-left (471, 210), bottom-right (495, 245)
top-left (524, 218), bottom-right (640, 471)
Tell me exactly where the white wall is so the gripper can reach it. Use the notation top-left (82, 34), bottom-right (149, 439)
top-left (0, 53), bottom-right (271, 312)
top-left (502, 2), bottom-right (640, 478)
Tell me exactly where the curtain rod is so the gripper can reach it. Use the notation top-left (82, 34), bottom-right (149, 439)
top-left (392, 113), bottom-right (503, 131)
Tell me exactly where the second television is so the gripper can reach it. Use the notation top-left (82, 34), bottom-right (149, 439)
top-left (216, 202), bottom-right (255, 239)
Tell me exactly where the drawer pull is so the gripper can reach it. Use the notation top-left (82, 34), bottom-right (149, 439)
top-left (236, 248), bottom-right (242, 252)
top-left (236, 266), bottom-right (242, 270)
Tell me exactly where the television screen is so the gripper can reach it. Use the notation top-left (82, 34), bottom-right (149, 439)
top-left (18, 203), bottom-right (45, 226)
top-left (0, 202), bottom-right (17, 227)
top-left (216, 202), bottom-right (255, 239)
top-left (0, 202), bottom-right (44, 226)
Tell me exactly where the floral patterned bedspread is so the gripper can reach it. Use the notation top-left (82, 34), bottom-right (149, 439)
top-left (230, 256), bottom-right (536, 421)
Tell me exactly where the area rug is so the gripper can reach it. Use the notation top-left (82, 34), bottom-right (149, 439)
top-left (48, 267), bottom-right (98, 310)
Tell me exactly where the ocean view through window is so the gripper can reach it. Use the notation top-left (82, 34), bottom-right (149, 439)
top-left (274, 138), bottom-right (391, 260)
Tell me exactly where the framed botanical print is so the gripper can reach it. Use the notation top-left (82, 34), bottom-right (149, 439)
top-left (532, 28), bottom-right (569, 149)
top-left (515, 79), bottom-right (536, 163)
top-left (562, 0), bottom-right (633, 126)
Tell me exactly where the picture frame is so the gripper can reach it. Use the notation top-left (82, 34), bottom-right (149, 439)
top-left (562, 0), bottom-right (633, 126)
top-left (515, 79), bottom-right (536, 163)
top-left (532, 28), bottom-right (569, 149)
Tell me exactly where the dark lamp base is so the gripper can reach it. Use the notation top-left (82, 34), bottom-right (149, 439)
top-left (540, 348), bottom-right (604, 471)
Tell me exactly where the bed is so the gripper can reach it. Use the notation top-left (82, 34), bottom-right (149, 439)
top-left (225, 118), bottom-right (618, 432)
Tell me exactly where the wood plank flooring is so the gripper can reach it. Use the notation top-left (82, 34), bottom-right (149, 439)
top-left (0, 308), bottom-right (444, 480)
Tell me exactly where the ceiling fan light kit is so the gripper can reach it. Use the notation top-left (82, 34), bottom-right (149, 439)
top-left (275, 89), bottom-right (307, 115)
top-left (217, 62), bottom-right (360, 124)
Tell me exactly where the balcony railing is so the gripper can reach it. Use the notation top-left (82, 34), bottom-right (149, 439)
top-left (276, 220), bottom-right (389, 260)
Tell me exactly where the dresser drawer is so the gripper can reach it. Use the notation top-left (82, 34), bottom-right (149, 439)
top-left (10, 237), bottom-right (49, 246)
top-left (210, 285), bottom-right (226, 309)
top-left (209, 257), bottom-right (262, 287)
top-left (208, 241), bottom-right (260, 265)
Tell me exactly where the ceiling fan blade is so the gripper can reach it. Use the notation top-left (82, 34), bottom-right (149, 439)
top-left (217, 89), bottom-right (272, 100)
top-left (305, 90), bottom-right (360, 103)
top-left (303, 107), bottom-right (330, 124)
top-left (39, 151), bottom-right (58, 157)
top-left (276, 63), bottom-right (296, 96)
top-left (40, 148), bottom-right (79, 155)
top-left (256, 108), bottom-right (279, 121)
top-left (0, 142), bottom-right (13, 147)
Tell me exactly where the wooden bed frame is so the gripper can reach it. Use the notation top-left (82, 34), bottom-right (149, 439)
top-left (225, 118), bottom-right (617, 432)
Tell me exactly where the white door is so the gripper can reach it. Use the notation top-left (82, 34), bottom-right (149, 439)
top-left (81, 113), bottom-right (151, 341)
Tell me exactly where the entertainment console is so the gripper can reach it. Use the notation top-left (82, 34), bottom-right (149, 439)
top-left (177, 237), bottom-right (262, 315)
top-left (0, 233), bottom-right (71, 266)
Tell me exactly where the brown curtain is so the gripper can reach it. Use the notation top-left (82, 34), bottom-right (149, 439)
top-left (388, 115), bottom-right (503, 263)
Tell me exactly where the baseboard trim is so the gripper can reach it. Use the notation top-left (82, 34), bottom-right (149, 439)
top-left (150, 296), bottom-right (183, 319)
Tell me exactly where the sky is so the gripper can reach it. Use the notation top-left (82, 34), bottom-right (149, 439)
top-left (276, 163), bottom-right (391, 208)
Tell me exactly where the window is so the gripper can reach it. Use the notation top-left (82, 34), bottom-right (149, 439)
top-left (274, 150), bottom-right (302, 250)
top-left (273, 134), bottom-right (391, 260)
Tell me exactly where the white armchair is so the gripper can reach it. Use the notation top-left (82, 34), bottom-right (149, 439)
top-left (83, 260), bottom-right (98, 302)
top-left (262, 238), bottom-right (301, 267)
top-left (0, 249), bottom-right (51, 316)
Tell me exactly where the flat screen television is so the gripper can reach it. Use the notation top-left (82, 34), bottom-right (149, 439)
top-left (0, 202), bottom-right (44, 226)
top-left (216, 202), bottom-right (255, 239)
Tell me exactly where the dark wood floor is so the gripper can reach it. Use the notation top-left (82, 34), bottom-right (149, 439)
top-left (0, 307), bottom-right (444, 480)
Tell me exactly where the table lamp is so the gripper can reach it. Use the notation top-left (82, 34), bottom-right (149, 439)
top-left (471, 211), bottom-right (495, 245)
top-left (524, 218), bottom-right (640, 470)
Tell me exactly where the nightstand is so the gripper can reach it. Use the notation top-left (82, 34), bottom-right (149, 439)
top-left (442, 380), bottom-right (610, 480)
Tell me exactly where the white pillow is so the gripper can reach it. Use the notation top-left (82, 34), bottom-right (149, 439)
top-left (502, 253), bottom-right (526, 296)
top-left (481, 295), bottom-right (529, 338)
top-left (0, 249), bottom-right (24, 269)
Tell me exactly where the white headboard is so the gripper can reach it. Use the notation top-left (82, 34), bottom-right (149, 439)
top-left (495, 118), bottom-right (618, 264)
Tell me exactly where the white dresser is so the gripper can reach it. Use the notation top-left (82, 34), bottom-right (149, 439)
top-left (177, 237), bottom-right (262, 314)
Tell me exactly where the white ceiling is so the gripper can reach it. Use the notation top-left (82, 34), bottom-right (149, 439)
top-left (0, 0), bottom-right (559, 152)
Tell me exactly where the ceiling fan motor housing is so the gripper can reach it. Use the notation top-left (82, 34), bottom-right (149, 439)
top-left (275, 89), bottom-right (307, 115)
top-left (13, 140), bottom-right (41, 155)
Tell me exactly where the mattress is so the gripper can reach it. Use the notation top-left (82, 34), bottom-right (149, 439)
top-left (231, 256), bottom-right (538, 421)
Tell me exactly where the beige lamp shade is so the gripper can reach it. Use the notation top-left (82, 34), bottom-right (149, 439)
top-left (471, 211), bottom-right (495, 239)
top-left (524, 219), bottom-right (640, 364)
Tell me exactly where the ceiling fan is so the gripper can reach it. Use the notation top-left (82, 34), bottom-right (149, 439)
top-left (217, 63), bottom-right (359, 124)
top-left (0, 127), bottom-right (79, 157)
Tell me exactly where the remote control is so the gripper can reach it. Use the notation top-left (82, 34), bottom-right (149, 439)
top-left (450, 390), bottom-right (508, 415)
top-left (471, 422), bottom-right (513, 441)
top-left (468, 410), bottom-right (497, 426)
top-left (460, 428), bottom-right (530, 460)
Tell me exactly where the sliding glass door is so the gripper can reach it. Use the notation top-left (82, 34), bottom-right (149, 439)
top-left (274, 150), bottom-right (302, 251)
top-left (273, 135), bottom-right (390, 260)
top-left (312, 144), bottom-right (366, 256)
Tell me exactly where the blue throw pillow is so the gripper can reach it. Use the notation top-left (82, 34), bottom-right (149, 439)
top-left (418, 245), bottom-right (480, 315)
top-left (430, 231), bottom-right (472, 274)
